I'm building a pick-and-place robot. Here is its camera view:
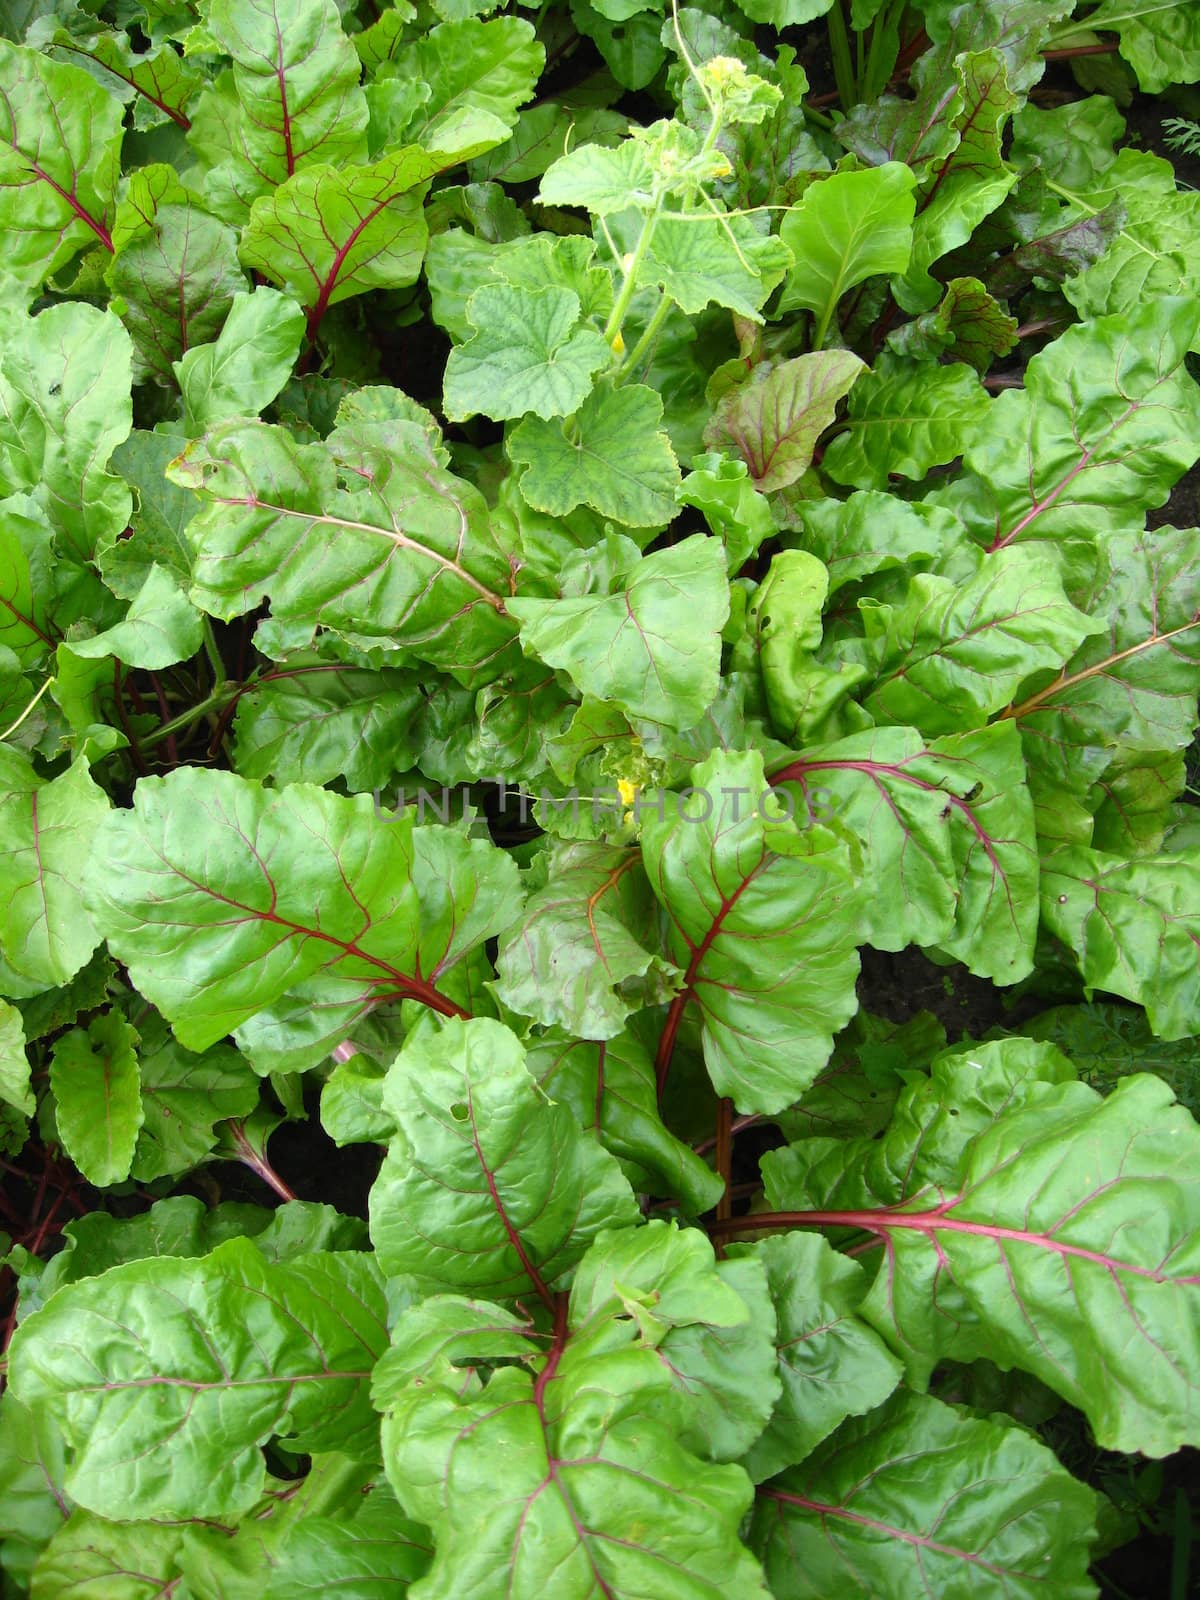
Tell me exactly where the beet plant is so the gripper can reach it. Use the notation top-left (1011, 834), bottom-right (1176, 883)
top-left (1, 0), bottom-right (1200, 1592)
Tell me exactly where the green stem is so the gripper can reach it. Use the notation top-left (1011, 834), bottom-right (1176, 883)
top-left (804, 103), bottom-right (835, 130)
top-left (200, 616), bottom-right (225, 692)
top-left (604, 196), bottom-right (665, 348)
top-left (861, 0), bottom-right (902, 101)
top-left (138, 681), bottom-right (242, 753)
top-left (826, 0), bottom-right (858, 110)
top-left (617, 294), bottom-right (674, 380)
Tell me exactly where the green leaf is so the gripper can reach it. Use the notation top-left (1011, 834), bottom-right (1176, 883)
top-left (537, 136), bottom-right (656, 214)
top-left (30, 1510), bottom-right (184, 1599)
top-left (494, 842), bottom-right (677, 1039)
top-left (773, 723), bottom-right (1039, 982)
top-left (0, 998), bottom-right (32, 1116)
top-left (175, 287), bottom-right (305, 432)
top-left (751, 1391), bottom-right (1098, 1598)
top-left (132, 1015), bottom-right (259, 1182)
top-left (678, 454), bottom-right (776, 573)
top-left (1082, 0), bottom-right (1200, 92)
top-left (770, 1059), bottom-right (1200, 1455)
top-left (0, 1396), bottom-right (69, 1582)
top-left (104, 430), bottom-right (197, 599)
top-left (0, 751), bottom-right (108, 994)
top-left (528, 1031), bottom-right (724, 1212)
top-left (470, 101), bottom-right (628, 184)
top-left (737, 1232), bottom-right (903, 1482)
top-left (83, 767), bottom-right (518, 1061)
top-left (642, 749), bottom-right (866, 1114)
top-left (823, 357), bottom-right (989, 490)
top-left (377, 1240), bottom-right (770, 1597)
top-left (38, 21), bottom-right (201, 132)
top-left (1041, 847), bottom-right (1200, 1038)
top-left (381, 16), bottom-right (543, 147)
top-left (197, 0), bottom-right (367, 218)
top-left (897, 51), bottom-right (1019, 313)
top-left (264, 1492), bottom-right (432, 1597)
top-left (9, 1238), bottom-right (388, 1520)
top-left (792, 490), bottom-right (958, 595)
top-left (172, 417), bottom-right (517, 681)
top-left (846, 545), bottom-right (1103, 735)
top-left (509, 533), bottom-right (728, 730)
top-left (704, 351), bottom-right (865, 493)
top-left (886, 276), bottom-right (1018, 372)
top-left (0, 41), bottom-right (122, 287)
top-left (734, 0), bottom-right (833, 25)
top-left (232, 658), bottom-right (423, 791)
top-left (49, 1009), bottom-right (143, 1186)
top-left (636, 211), bottom-right (792, 319)
top-left (1026, 1000), bottom-right (1200, 1113)
top-left (778, 163), bottom-right (916, 344)
top-left (443, 282), bottom-right (611, 422)
top-left (240, 151), bottom-right (435, 336)
top-left (0, 304), bottom-right (132, 561)
top-left (935, 298), bottom-right (1200, 576)
top-left (368, 1018), bottom-right (640, 1294)
top-left (65, 564), bottom-right (202, 670)
top-left (108, 180), bottom-right (246, 381)
top-left (509, 382), bottom-right (682, 527)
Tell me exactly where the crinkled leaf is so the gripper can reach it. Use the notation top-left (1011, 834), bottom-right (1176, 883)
top-left (29, 1510), bottom-right (183, 1599)
top-left (240, 152), bottom-right (435, 336)
top-left (197, 0), bottom-right (367, 218)
top-left (0, 42), bottom-right (121, 287)
top-left (368, 1018), bottom-right (639, 1294)
top-left (935, 298), bottom-right (1200, 575)
top-left (132, 1016), bottom-right (259, 1182)
top-left (471, 101), bottom-right (628, 184)
top-left (0, 303), bottom-right (132, 561)
top-left (0, 1396), bottom-right (69, 1580)
top-left (443, 282), bottom-right (611, 422)
top-left (1084, 0), bottom-right (1200, 92)
top-left (823, 357), bottom-right (989, 490)
top-left (0, 750), bottom-right (108, 993)
top-left (172, 417), bottom-right (517, 681)
top-left (778, 163), bottom-right (916, 340)
top-left (0, 998), bottom-right (32, 1116)
top-left (751, 1390), bottom-right (1097, 1599)
top-left (678, 453), bottom-right (776, 574)
top-left (509, 533), bottom-right (728, 730)
top-left (176, 287), bottom-right (305, 432)
top-left (494, 843), bottom-right (676, 1040)
top-left (65, 564), bottom-right (202, 670)
top-left (636, 210), bottom-right (792, 319)
top-left (887, 276), bottom-right (1018, 372)
top-left (49, 1009), bottom-right (142, 1186)
top-left (528, 1031), bottom-right (724, 1212)
top-left (108, 186), bottom-right (245, 382)
top-left (8, 1238), bottom-right (388, 1520)
top-left (773, 723), bottom-right (1039, 982)
top-left (233, 658), bottom-right (423, 791)
top-left (1041, 847), bottom-right (1200, 1038)
top-left (509, 382), bottom-right (681, 528)
top-left (642, 749), bottom-right (865, 1114)
top-left (104, 430), bottom-right (196, 598)
top-left (384, 16), bottom-right (543, 147)
top-left (82, 767), bottom-right (518, 1057)
top-left (704, 350), bottom-right (865, 493)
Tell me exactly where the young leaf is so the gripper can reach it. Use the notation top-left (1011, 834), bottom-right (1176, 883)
top-left (368, 1018), bottom-right (640, 1298)
top-left (0, 998), bottom-right (32, 1118)
top-left (175, 287), bottom-right (306, 432)
top-left (642, 748), bottom-right (866, 1113)
top-left (0, 41), bottom-right (121, 284)
top-left (509, 383), bottom-right (682, 527)
top-left (1082, 0), bottom-right (1200, 93)
top-left (778, 163), bottom-right (917, 344)
top-left (1041, 848), bottom-right (1200, 1038)
top-left (49, 1009), bottom-right (143, 1187)
top-left (0, 304), bottom-right (132, 562)
top-left (8, 1239), bottom-right (388, 1520)
top-left (704, 351), bottom-right (865, 493)
top-left (384, 16), bottom-right (544, 147)
top-left (82, 768), bottom-right (516, 1056)
top-left (0, 750), bottom-right (108, 994)
top-left (132, 1016), bottom-right (259, 1182)
top-left (751, 1391), bottom-right (1098, 1599)
top-left (634, 211), bottom-right (792, 320)
top-left (198, 0), bottom-right (367, 217)
top-left (886, 276), bottom-right (1018, 372)
top-left (509, 533), bottom-right (729, 730)
top-left (528, 1031), bottom-right (725, 1213)
top-left (822, 358), bottom-right (989, 490)
top-left (734, 1232), bottom-right (902, 1482)
top-left (443, 282), bottom-right (611, 422)
top-left (239, 151), bottom-right (436, 341)
top-left (773, 723), bottom-right (1039, 983)
top-left (172, 418), bottom-right (517, 680)
top-left (494, 843), bottom-right (675, 1040)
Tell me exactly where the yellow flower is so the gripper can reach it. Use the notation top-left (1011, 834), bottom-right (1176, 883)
top-left (617, 777), bottom-right (638, 808)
